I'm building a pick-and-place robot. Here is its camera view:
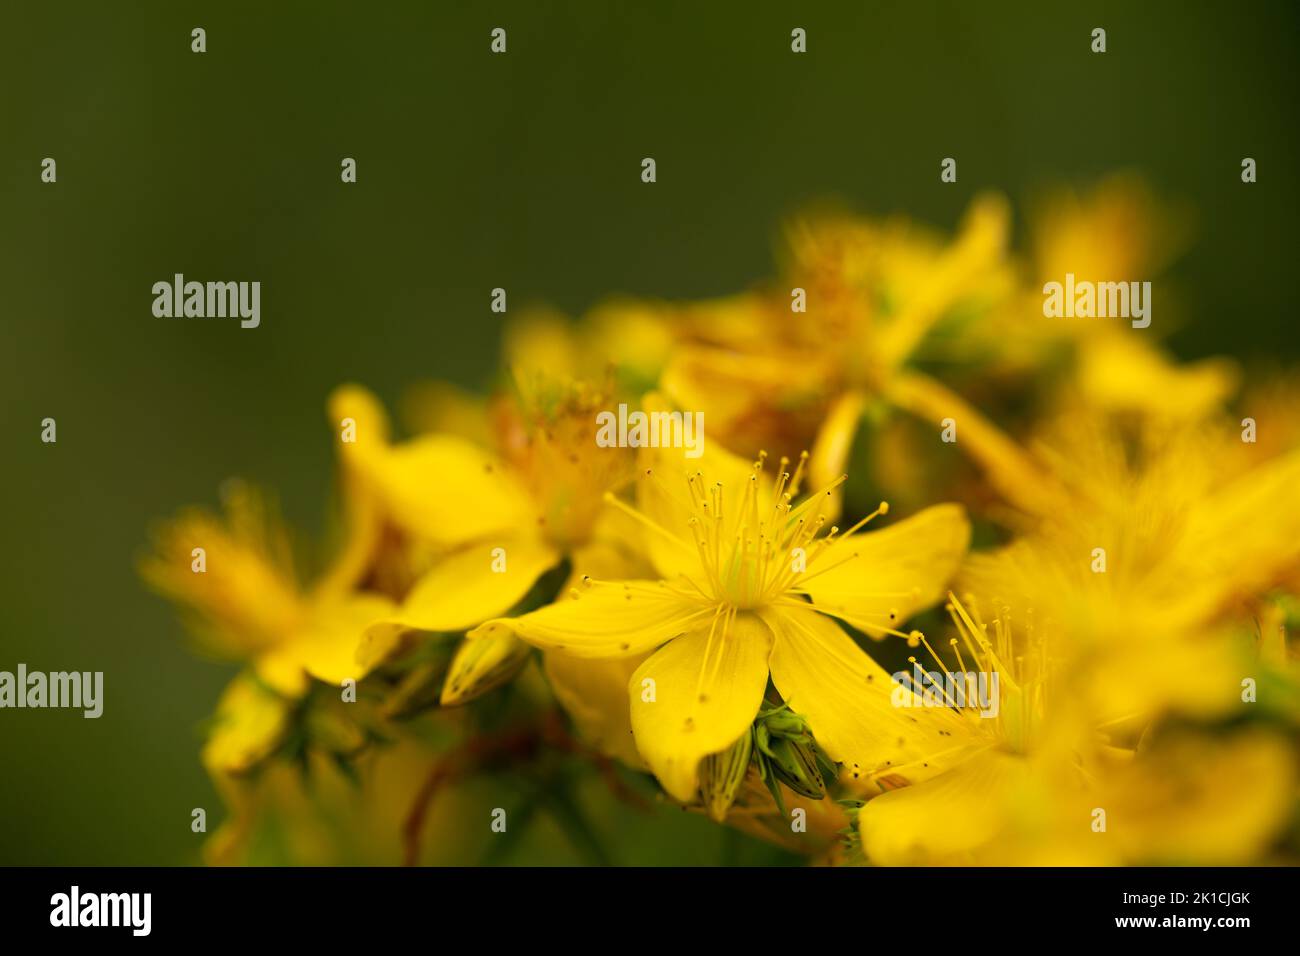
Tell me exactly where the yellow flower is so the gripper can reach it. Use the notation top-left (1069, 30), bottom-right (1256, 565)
top-left (1031, 176), bottom-right (1188, 306)
top-left (142, 480), bottom-right (397, 773)
top-left (334, 381), bottom-right (632, 623)
top-left (334, 376), bottom-right (655, 742)
top-left (950, 412), bottom-right (1300, 723)
top-left (470, 430), bottom-right (970, 803)
top-left (502, 304), bottom-right (675, 396)
top-left (141, 481), bottom-right (302, 661)
top-left (855, 596), bottom-right (1297, 865)
top-left (142, 481), bottom-right (396, 699)
top-left (658, 196), bottom-right (1013, 492)
top-left (1073, 334), bottom-right (1238, 421)
top-left (779, 195), bottom-right (1013, 380)
top-left (897, 176), bottom-right (1238, 432)
top-left (860, 726), bottom-right (1295, 866)
top-left (854, 594), bottom-right (1111, 864)
top-left (1096, 727), bottom-right (1297, 865)
top-left (1012, 176), bottom-right (1232, 418)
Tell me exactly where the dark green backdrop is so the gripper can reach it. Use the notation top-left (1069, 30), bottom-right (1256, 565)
top-left (1, 0), bottom-right (1296, 864)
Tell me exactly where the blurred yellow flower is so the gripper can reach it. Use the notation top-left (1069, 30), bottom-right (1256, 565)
top-left (141, 480), bottom-right (397, 773)
top-left (957, 414), bottom-right (1300, 724)
top-left (659, 196), bottom-right (1013, 490)
top-left (333, 381), bottom-right (630, 617)
top-left (856, 597), bottom-right (1297, 865)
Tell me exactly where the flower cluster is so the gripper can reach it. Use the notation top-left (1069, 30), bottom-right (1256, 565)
top-left (144, 177), bottom-right (1300, 866)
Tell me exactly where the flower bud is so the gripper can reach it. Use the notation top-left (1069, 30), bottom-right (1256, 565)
top-left (764, 734), bottom-right (827, 800)
top-left (699, 731), bottom-right (753, 822)
top-left (440, 630), bottom-right (532, 706)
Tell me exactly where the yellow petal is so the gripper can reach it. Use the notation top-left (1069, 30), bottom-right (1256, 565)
top-left (503, 308), bottom-right (581, 383)
top-left (543, 650), bottom-right (648, 769)
top-left (1080, 628), bottom-right (1248, 726)
top-left (878, 192), bottom-right (1010, 369)
top-left (562, 539), bottom-right (645, 594)
top-left (327, 383), bottom-right (392, 454)
top-left (659, 341), bottom-right (828, 461)
top-left (301, 593), bottom-right (399, 685)
top-left (887, 369), bottom-right (1065, 516)
top-left (1103, 728), bottom-right (1296, 864)
top-left (583, 298), bottom-right (675, 386)
top-left (857, 750), bottom-right (1027, 865)
top-left (564, 503), bottom-right (659, 586)
top-left (362, 434), bottom-right (536, 545)
top-left (329, 383), bottom-right (539, 545)
top-left (392, 535), bottom-right (561, 633)
top-left (312, 468), bottom-right (385, 601)
top-left (355, 620), bottom-right (419, 675)
top-left (201, 674), bottom-right (293, 775)
top-left (399, 381), bottom-right (493, 444)
top-left (1186, 447), bottom-right (1300, 610)
top-left (255, 641), bottom-right (315, 698)
top-left (1032, 176), bottom-right (1189, 294)
top-left (314, 385), bottom-right (395, 600)
top-left (258, 592), bottom-right (398, 694)
top-left (762, 604), bottom-right (971, 781)
top-left (139, 482), bottom-right (305, 660)
top-left (1078, 336), bottom-right (1238, 420)
top-left (802, 503), bottom-right (969, 633)
top-left (629, 610), bottom-right (772, 802)
top-left (807, 388), bottom-right (866, 496)
top-left (478, 580), bottom-right (713, 658)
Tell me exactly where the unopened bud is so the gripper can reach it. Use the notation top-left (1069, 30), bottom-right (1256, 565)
top-left (440, 629), bottom-right (532, 706)
top-left (699, 731), bottom-right (753, 822)
top-left (752, 702), bottom-right (836, 811)
top-left (764, 734), bottom-right (827, 800)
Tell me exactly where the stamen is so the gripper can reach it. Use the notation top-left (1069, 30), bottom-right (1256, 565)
top-left (838, 500), bottom-right (890, 538)
top-left (787, 451), bottom-right (809, 497)
top-left (906, 654), bottom-right (962, 709)
top-left (778, 599), bottom-right (921, 642)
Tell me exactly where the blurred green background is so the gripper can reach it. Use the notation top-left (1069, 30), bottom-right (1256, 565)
top-left (1, 0), bottom-right (1296, 864)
